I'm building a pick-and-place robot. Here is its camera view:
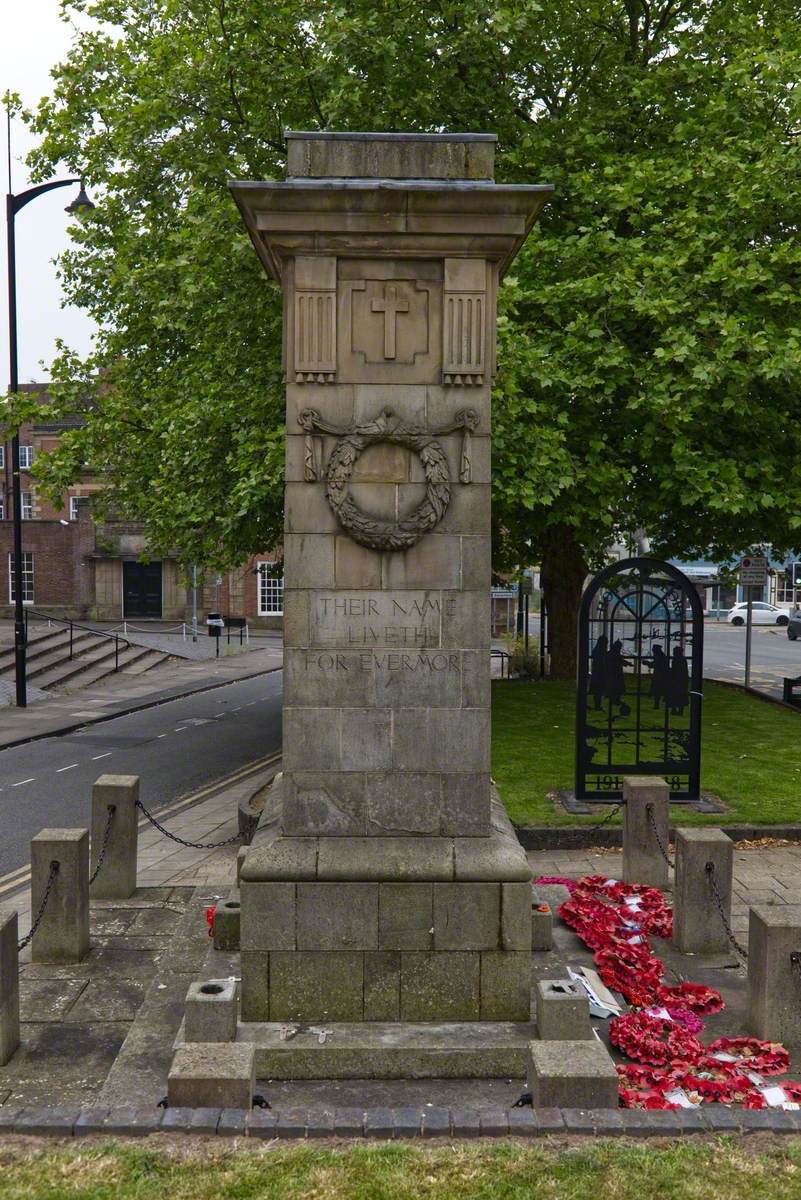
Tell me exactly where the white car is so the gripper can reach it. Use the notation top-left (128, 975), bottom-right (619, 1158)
top-left (727, 601), bottom-right (789, 627)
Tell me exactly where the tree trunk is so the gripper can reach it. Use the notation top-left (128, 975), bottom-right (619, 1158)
top-left (540, 524), bottom-right (588, 680)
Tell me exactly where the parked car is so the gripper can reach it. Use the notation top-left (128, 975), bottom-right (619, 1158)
top-left (726, 601), bottom-right (789, 627)
top-left (788, 610), bottom-right (801, 641)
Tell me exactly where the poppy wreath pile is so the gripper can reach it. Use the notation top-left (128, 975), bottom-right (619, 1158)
top-left (535, 873), bottom-right (801, 1110)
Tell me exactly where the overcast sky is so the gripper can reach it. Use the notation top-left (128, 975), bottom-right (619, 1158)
top-left (1, 1), bottom-right (96, 385)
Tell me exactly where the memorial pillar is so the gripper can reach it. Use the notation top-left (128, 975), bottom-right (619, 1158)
top-left (231, 133), bottom-right (551, 1046)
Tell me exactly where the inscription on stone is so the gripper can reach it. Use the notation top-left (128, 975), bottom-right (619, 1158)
top-left (310, 591), bottom-right (456, 649)
top-left (304, 651), bottom-right (460, 673)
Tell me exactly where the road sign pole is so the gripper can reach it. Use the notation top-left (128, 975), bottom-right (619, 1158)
top-left (745, 586), bottom-right (753, 689)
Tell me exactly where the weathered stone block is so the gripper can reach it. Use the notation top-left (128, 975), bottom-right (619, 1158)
top-left (440, 774), bottom-right (491, 837)
top-left (622, 776), bottom-right (670, 890)
top-left (372, 651), bottom-right (462, 709)
top-left (213, 892), bottom-right (241, 951)
top-left (185, 979), bottom-right (238, 1043)
top-left (89, 774), bottom-right (139, 899)
top-left (283, 534), bottom-right (335, 588)
top-left (747, 905), bottom-right (801, 1043)
top-left (440, 590), bottom-right (491, 650)
top-left (527, 1040), bottom-right (619, 1109)
top-left (453, 832), bottom-right (531, 882)
top-left (240, 950), bottom-right (270, 1022)
top-left (480, 952), bottom-right (531, 1020)
top-left (282, 772), bottom-right (366, 837)
top-left (30, 828), bottom-right (89, 964)
top-left (382, 535), bottom-right (462, 591)
top-left (317, 837), bottom-right (453, 881)
top-left (241, 837), bottom-right (318, 882)
top-left (335, 537), bottom-right (382, 588)
top-left (284, 481), bottom-right (340, 534)
top-left (501, 883), bottom-right (532, 951)
top-left (433, 883), bottom-right (500, 951)
top-left (285, 131), bottom-right (496, 181)
top-left (535, 979), bottom-right (592, 1040)
top-left (340, 709), bottom-right (392, 770)
top-left (379, 883), bottom-right (433, 950)
top-left (241, 882), bottom-right (296, 951)
top-left (269, 952), bottom-right (364, 1021)
top-left (460, 650), bottom-right (491, 709)
top-left (168, 1043), bottom-right (255, 1110)
top-left (296, 883), bottom-right (378, 950)
top-left (364, 952), bottom-right (400, 1020)
top-left (400, 952), bottom-right (480, 1020)
top-left (461, 536), bottom-right (491, 590)
top-left (0, 908), bottom-right (20, 1065)
top-left (392, 709), bottom-right (490, 773)
top-left (282, 589), bottom-right (310, 648)
top-left (285, 651), bottom-right (374, 708)
top-left (673, 828), bottom-right (733, 955)
top-left (531, 903), bottom-right (554, 951)
top-left (283, 708), bottom-right (342, 772)
top-left (366, 774), bottom-right (440, 836)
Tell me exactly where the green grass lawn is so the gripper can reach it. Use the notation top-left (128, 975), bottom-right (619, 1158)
top-left (2, 1140), bottom-right (801, 1200)
top-left (491, 678), bottom-right (801, 827)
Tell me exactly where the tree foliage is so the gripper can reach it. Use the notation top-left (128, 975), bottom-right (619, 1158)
top-left (4, 1), bottom-right (801, 671)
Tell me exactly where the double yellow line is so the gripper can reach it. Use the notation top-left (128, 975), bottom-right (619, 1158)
top-left (0, 750), bottom-right (281, 902)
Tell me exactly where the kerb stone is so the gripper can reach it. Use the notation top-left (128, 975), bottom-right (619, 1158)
top-left (0, 907), bottom-right (20, 1065)
top-left (30, 828), bottom-right (89, 964)
top-left (673, 827), bottom-right (733, 955)
top-left (622, 775), bottom-right (670, 890)
top-left (527, 1040), bottom-right (619, 1108)
top-left (90, 774), bottom-right (139, 899)
top-left (168, 1043), bottom-right (255, 1109)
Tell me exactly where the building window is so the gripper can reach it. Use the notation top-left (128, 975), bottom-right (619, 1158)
top-left (8, 552), bottom-right (34, 604)
top-left (777, 576), bottom-right (797, 604)
top-left (20, 492), bottom-right (33, 520)
top-left (18, 445), bottom-right (34, 469)
top-left (257, 565), bottom-right (284, 616)
top-left (0, 445), bottom-right (4, 468)
top-left (70, 495), bottom-right (90, 520)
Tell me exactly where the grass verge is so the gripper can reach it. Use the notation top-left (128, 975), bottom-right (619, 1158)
top-left (491, 678), bottom-right (801, 827)
top-left (2, 1139), bottom-right (801, 1200)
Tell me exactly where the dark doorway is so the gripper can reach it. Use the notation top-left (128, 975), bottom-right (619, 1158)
top-left (123, 561), bottom-right (162, 618)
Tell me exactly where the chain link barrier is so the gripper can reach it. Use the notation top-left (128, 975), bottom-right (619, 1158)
top-left (585, 801), bottom-right (624, 840)
top-left (135, 798), bottom-right (243, 850)
top-left (705, 861), bottom-right (748, 961)
top-left (646, 803), bottom-right (675, 869)
top-left (17, 861), bottom-right (59, 952)
top-left (88, 805), bottom-right (116, 885)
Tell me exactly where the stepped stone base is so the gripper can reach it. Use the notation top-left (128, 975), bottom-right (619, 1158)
top-left (235, 1020), bottom-right (537, 1079)
top-left (240, 788), bottom-right (532, 1024)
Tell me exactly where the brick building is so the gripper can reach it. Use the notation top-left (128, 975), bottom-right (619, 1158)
top-left (0, 385), bottom-right (283, 627)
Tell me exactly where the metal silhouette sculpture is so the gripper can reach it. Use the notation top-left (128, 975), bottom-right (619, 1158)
top-left (575, 557), bottom-right (703, 803)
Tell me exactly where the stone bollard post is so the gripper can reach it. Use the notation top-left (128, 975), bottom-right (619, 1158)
top-left (622, 776), bottom-right (670, 889)
top-left (747, 905), bottom-right (801, 1042)
top-left (0, 908), bottom-right (20, 1065)
top-left (90, 774), bottom-right (139, 899)
top-left (30, 829), bottom-right (89, 964)
top-left (673, 828), bottom-right (733, 955)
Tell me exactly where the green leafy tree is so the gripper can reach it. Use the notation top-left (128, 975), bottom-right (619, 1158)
top-left (5, 0), bottom-right (801, 676)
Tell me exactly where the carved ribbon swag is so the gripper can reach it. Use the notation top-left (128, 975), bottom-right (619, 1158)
top-left (298, 406), bottom-right (480, 552)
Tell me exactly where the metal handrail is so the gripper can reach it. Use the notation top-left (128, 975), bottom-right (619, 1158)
top-left (24, 608), bottom-right (123, 670)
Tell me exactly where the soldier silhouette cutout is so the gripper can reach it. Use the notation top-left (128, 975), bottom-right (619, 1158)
top-left (606, 639), bottom-right (631, 714)
top-left (589, 635), bottom-right (608, 709)
top-left (667, 645), bottom-right (690, 715)
top-left (647, 644), bottom-right (670, 710)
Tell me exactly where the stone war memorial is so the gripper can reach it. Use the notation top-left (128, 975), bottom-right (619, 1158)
top-left (226, 131), bottom-right (551, 1075)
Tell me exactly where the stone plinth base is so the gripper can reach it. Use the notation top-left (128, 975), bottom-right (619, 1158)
top-left (236, 1020), bottom-right (536, 1078)
top-left (240, 791), bottom-right (532, 1024)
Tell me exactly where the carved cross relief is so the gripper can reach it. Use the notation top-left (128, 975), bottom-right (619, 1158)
top-left (370, 284), bottom-right (409, 359)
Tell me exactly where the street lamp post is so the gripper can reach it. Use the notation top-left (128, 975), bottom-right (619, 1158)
top-left (6, 178), bottom-right (94, 707)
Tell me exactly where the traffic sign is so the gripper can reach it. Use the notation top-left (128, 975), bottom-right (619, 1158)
top-left (739, 555), bottom-right (768, 586)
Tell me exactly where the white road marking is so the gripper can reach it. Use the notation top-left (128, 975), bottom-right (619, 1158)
top-left (57, 764), bottom-right (78, 773)
top-left (12, 778), bottom-right (35, 787)
top-left (157, 733), bottom-right (167, 739)
top-left (92, 753), bottom-right (112, 761)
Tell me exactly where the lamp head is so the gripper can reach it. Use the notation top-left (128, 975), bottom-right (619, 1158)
top-left (65, 181), bottom-right (95, 215)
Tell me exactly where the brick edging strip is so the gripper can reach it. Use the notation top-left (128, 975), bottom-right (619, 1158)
top-left (0, 665), bottom-right (283, 753)
top-left (514, 823), bottom-right (801, 850)
top-left (0, 1105), bottom-right (799, 1138)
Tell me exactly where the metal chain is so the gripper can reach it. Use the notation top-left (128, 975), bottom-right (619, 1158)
top-left (585, 802), bottom-right (624, 839)
top-left (705, 862), bottom-right (748, 961)
top-left (646, 803), bottom-right (675, 868)
top-left (89, 805), bottom-right (116, 885)
top-left (135, 798), bottom-right (242, 849)
top-left (18, 861), bottom-right (59, 951)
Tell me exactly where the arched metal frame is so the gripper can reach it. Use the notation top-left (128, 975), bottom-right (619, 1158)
top-left (575, 556), bottom-right (704, 804)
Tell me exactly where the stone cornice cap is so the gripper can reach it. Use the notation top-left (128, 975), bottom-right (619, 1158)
top-left (284, 130), bottom-right (498, 181)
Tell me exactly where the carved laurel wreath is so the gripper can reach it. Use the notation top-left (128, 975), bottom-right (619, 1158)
top-left (298, 406), bottom-right (479, 552)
